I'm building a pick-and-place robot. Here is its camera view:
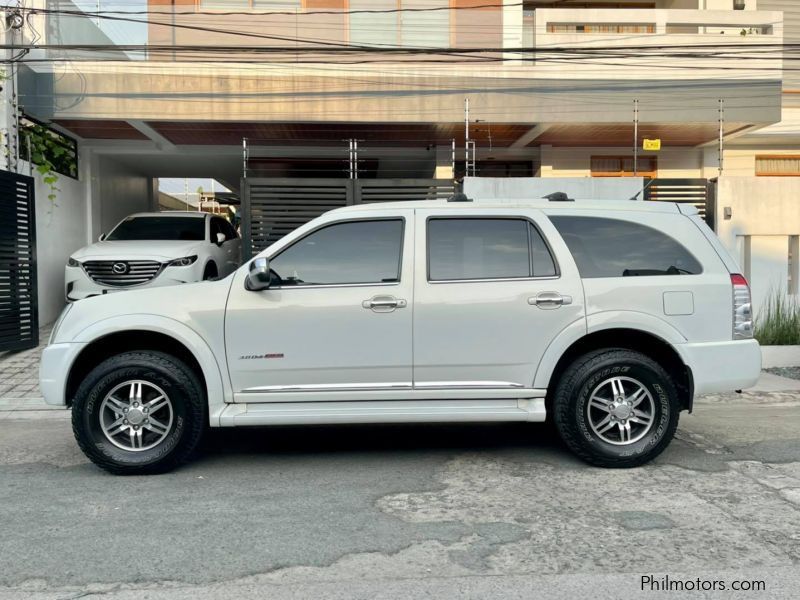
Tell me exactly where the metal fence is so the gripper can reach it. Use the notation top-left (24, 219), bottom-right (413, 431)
top-left (644, 178), bottom-right (716, 229)
top-left (0, 170), bottom-right (38, 352)
top-left (241, 178), bottom-right (456, 259)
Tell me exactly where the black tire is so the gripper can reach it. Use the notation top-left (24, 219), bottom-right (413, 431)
top-left (71, 351), bottom-right (206, 475)
top-left (203, 262), bottom-right (218, 281)
top-left (552, 349), bottom-right (680, 468)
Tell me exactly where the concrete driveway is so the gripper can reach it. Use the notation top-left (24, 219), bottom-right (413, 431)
top-left (1, 385), bottom-right (799, 600)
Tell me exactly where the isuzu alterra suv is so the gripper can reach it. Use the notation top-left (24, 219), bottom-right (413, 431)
top-left (65, 212), bottom-right (241, 301)
top-left (40, 198), bottom-right (760, 474)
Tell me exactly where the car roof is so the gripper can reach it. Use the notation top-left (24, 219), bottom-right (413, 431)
top-left (126, 211), bottom-right (207, 219)
top-left (329, 198), bottom-right (691, 215)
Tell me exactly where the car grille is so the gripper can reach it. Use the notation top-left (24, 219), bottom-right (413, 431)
top-left (82, 260), bottom-right (163, 287)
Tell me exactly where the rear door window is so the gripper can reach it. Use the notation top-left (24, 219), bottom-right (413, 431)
top-left (549, 216), bottom-right (702, 278)
top-left (427, 218), bottom-right (557, 281)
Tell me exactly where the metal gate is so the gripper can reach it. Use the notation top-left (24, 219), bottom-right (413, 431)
top-left (644, 178), bottom-right (716, 230)
top-left (241, 178), bottom-right (456, 258)
top-left (0, 170), bottom-right (38, 352)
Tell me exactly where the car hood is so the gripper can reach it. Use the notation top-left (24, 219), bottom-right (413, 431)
top-left (72, 240), bottom-right (205, 262)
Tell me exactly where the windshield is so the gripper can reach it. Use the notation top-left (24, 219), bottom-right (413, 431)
top-left (106, 216), bottom-right (206, 241)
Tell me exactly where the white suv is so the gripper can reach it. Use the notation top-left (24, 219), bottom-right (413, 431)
top-left (40, 198), bottom-right (760, 474)
top-left (65, 212), bottom-right (241, 301)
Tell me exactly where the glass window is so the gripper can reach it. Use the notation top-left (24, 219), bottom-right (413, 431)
top-left (210, 217), bottom-right (223, 241)
top-left (428, 218), bottom-right (556, 281)
top-left (107, 216), bottom-right (206, 241)
top-left (270, 219), bottom-right (404, 286)
top-left (530, 224), bottom-right (557, 277)
top-left (401, 0), bottom-right (449, 48)
top-left (222, 218), bottom-right (239, 240)
top-left (350, 0), bottom-right (397, 46)
top-left (549, 216), bottom-right (702, 278)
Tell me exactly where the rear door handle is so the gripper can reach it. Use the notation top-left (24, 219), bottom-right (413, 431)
top-left (528, 292), bottom-right (572, 309)
top-left (362, 295), bottom-right (407, 312)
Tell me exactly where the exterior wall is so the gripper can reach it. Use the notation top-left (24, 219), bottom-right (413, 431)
top-left (540, 146), bottom-right (704, 178)
top-left (716, 177), bottom-right (800, 314)
top-left (90, 155), bottom-right (154, 237)
top-left (758, 1), bottom-right (800, 92)
top-left (19, 159), bottom-right (89, 326)
top-left (463, 177), bottom-right (643, 201)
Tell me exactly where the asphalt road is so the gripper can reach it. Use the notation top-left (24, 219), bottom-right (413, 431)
top-left (1, 391), bottom-right (799, 599)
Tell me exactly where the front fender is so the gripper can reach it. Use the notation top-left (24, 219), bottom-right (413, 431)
top-left (533, 311), bottom-right (687, 390)
top-left (73, 314), bottom-right (230, 426)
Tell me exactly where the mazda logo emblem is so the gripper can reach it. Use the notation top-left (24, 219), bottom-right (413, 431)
top-left (112, 262), bottom-right (128, 274)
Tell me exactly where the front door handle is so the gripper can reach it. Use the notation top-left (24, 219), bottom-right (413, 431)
top-left (529, 292), bottom-right (572, 309)
top-left (362, 295), bottom-right (407, 312)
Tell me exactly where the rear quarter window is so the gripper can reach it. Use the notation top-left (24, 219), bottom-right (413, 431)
top-left (549, 215), bottom-right (702, 278)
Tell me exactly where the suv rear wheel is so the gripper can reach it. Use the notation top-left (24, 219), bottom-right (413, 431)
top-left (552, 349), bottom-right (680, 468)
top-left (71, 351), bottom-right (206, 475)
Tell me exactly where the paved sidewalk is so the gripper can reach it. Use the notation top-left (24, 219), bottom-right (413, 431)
top-left (0, 324), bottom-right (60, 416)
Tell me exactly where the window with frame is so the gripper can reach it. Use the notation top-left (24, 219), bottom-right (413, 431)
top-left (427, 218), bottom-right (557, 281)
top-left (755, 155), bottom-right (800, 176)
top-left (549, 216), bottom-right (702, 278)
top-left (269, 219), bottom-right (404, 286)
top-left (590, 156), bottom-right (657, 178)
top-left (199, 1), bottom-right (300, 8)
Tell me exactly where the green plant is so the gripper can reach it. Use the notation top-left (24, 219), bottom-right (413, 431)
top-left (754, 288), bottom-right (800, 346)
top-left (23, 123), bottom-right (63, 204)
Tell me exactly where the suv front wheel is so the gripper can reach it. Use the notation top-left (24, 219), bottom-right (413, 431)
top-left (552, 349), bottom-right (680, 468)
top-left (71, 351), bottom-right (206, 475)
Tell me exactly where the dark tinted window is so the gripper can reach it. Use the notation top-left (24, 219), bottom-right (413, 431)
top-left (270, 219), bottom-right (403, 286)
top-left (428, 218), bottom-right (556, 281)
top-left (107, 216), bottom-right (206, 241)
top-left (549, 216), bottom-right (702, 278)
top-left (221, 219), bottom-right (238, 240)
top-left (529, 223), bottom-right (557, 277)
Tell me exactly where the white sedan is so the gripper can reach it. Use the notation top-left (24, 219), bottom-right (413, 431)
top-left (65, 212), bottom-right (241, 301)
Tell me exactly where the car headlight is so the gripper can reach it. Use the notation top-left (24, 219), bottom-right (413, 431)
top-left (167, 255), bottom-right (198, 267)
top-left (49, 303), bottom-right (73, 344)
top-left (67, 257), bottom-right (80, 267)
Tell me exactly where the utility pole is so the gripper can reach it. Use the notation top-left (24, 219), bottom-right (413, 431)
top-left (718, 99), bottom-right (724, 178)
top-left (464, 98), bottom-right (476, 177)
top-left (184, 178), bottom-right (190, 210)
top-left (242, 137), bottom-right (248, 180)
top-left (633, 99), bottom-right (640, 176)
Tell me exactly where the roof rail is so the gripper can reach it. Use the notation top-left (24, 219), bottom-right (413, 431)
top-left (448, 193), bottom-right (472, 203)
top-left (543, 192), bottom-right (574, 202)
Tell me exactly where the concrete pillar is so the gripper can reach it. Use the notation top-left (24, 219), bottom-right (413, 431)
top-left (435, 144), bottom-right (454, 179)
top-left (540, 145), bottom-right (554, 177)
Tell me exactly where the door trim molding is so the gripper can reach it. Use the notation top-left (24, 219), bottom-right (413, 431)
top-left (241, 381), bottom-right (529, 394)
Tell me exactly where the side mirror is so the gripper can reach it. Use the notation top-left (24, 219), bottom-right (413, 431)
top-left (98, 233), bottom-right (107, 242)
top-left (215, 232), bottom-right (225, 245)
top-left (246, 257), bottom-right (271, 291)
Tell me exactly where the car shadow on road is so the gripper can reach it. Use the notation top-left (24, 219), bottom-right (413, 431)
top-left (200, 421), bottom-right (571, 462)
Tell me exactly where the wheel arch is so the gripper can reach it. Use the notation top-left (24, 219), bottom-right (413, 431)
top-left (66, 318), bottom-right (229, 424)
top-left (538, 326), bottom-right (694, 413)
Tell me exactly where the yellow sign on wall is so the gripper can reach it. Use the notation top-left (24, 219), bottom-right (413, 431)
top-left (643, 138), bottom-right (661, 151)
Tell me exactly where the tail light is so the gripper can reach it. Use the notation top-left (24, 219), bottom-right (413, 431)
top-left (731, 273), bottom-right (753, 339)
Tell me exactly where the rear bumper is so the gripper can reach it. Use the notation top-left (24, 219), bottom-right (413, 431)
top-left (675, 339), bottom-right (761, 396)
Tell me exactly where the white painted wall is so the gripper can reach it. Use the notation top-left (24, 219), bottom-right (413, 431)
top-left (90, 154), bottom-right (154, 238)
top-left (20, 160), bottom-right (89, 326)
top-left (716, 177), bottom-right (800, 315)
top-left (463, 177), bottom-right (644, 201)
